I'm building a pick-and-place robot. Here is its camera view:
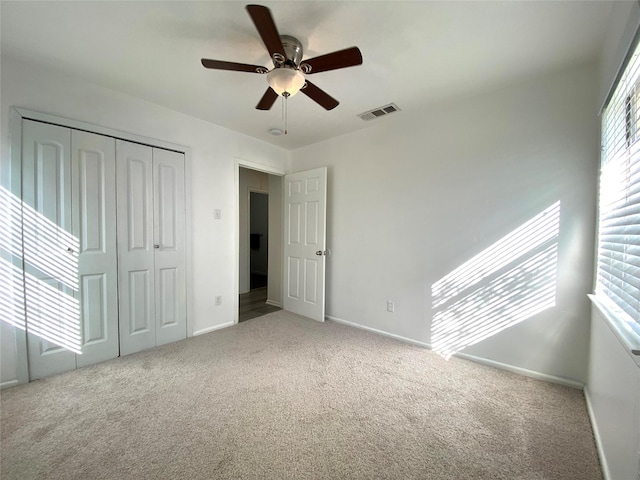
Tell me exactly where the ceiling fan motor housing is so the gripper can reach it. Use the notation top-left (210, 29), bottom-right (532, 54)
top-left (280, 35), bottom-right (303, 67)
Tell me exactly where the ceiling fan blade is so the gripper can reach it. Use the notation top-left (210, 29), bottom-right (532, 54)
top-left (301, 81), bottom-right (339, 110)
top-left (201, 59), bottom-right (264, 73)
top-left (246, 5), bottom-right (286, 61)
top-left (256, 87), bottom-right (279, 110)
top-left (303, 47), bottom-right (363, 74)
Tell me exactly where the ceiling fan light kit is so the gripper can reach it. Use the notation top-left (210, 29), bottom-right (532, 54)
top-left (201, 4), bottom-right (363, 134)
top-left (266, 68), bottom-right (305, 97)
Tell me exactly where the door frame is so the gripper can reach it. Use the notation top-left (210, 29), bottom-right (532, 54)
top-left (3, 108), bottom-right (193, 386)
top-left (233, 158), bottom-right (284, 325)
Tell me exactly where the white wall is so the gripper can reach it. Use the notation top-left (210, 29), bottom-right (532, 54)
top-left (290, 61), bottom-right (599, 385)
top-left (587, 304), bottom-right (640, 480)
top-left (0, 55), bottom-right (288, 385)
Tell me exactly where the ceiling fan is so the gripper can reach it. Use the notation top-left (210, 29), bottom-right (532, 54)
top-left (201, 4), bottom-right (363, 111)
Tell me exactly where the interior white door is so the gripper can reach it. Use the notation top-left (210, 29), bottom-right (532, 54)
top-left (116, 140), bottom-right (156, 355)
top-left (153, 148), bottom-right (186, 346)
top-left (22, 120), bottom-right (78, 379)
top-left (72, 130), bottom-right (119, 367)
top-left (283, 167), bottom-right (327, 321)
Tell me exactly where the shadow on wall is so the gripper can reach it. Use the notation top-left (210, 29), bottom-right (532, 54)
top-left (0, 186), bottom-right (81, 353)
top-left (431, 201), bottom-right (560, 359)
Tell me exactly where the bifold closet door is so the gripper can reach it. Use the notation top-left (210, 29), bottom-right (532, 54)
top-left (21, 121), bottom-right (184, 378)
top-left (22, 120), bottom-right (77, 380)
top-left (116, 141), bottom-right (156, 355)
top-left (153, 148), bottom-right (186, 346)
top-left (72, 130), bottom-right (119, 367)
top-left (22, 121), bottom-right (120, 380)
top-left (116, 140), bottom-right (186, 356)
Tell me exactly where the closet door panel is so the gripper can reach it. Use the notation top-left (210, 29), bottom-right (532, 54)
top-left (117, 140), bottom-right (156, 355)
top-left (80, 274), bottom-right (107, 340)
top-left (128, 269), bottom-right (152, 334)
top-left (72, 130), bottom-right (118, 367)
top-left (153, 148), bottom-right (186, 346)
top-left (22, 120), bottom-right (77, 380)
top-left (158, 267), bottom-right (178, 328)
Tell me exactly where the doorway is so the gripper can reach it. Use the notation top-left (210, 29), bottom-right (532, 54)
top-left (238, 167), bottom-right (282, 322)
top-left (249, 191), bottom-right (268, 289)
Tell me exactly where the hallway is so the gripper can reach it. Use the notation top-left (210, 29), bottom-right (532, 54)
top-left (239, 286), bottom-right (281, 322)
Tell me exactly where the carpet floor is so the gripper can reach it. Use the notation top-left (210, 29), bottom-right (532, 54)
top-left (1, 311), bottom-right (601, 479)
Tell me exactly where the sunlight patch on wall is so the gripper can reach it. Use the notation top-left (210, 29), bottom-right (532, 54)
top-left (0, 186), bottom-right (82, 353)
top-left (431, 202), bottom-right (560, 359)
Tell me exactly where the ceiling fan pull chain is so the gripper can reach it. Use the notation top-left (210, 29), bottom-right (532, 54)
top-left (285, 94), bottom-right (288, 135)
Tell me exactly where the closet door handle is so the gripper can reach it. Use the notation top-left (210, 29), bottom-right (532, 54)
top-left (154, 245), bottom-right (160, 249)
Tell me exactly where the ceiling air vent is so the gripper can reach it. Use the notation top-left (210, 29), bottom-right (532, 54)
top-left (357, 103), bottom-right (401, 121)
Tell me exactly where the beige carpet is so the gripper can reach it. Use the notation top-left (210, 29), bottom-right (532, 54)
top-left (1, 311), bottom-right (601, 479)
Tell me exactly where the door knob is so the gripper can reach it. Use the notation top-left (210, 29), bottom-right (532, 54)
top-left (316, 251), bottom-right (322, 256)
top-left (154, 245), bottom-right (160, 249)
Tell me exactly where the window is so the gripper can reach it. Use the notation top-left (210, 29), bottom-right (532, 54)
top-left (597, 41), bottom-right (640, 336)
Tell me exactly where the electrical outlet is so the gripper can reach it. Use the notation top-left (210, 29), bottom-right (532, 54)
top-left (386, 300), bottom-right (395, 313)
top-left (215, 295), bottom-right (222, 306)
top-left (214, 209), bottom-right (222, 219)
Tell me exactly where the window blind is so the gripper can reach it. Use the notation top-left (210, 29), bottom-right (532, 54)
top-left (597, 40), bottom-right (640, 330)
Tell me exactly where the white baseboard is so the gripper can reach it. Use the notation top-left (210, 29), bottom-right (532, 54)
top-left (192, 321), bottom-right (234, 337)
top-left (265, 299), bottom-right (281, 308)
top-left (453, 351), bottom-right (584, 390)
top-left (584, 387), bottom-right (611, 480)
top-left (326, 314), bottom-right (584, 390)
top-left (326, 315), bottom-right (431, 349)
top-left (1, 379), bottom-right (20, 390)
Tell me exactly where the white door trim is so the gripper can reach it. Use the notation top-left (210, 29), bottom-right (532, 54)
top-left (12, 108), bottom-right (189, 154)
top-left (233, 158), bottom-right (285, 325)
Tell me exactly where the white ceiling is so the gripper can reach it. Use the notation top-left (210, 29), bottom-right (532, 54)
top-left (1, 1), bottom-right (613, 150)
